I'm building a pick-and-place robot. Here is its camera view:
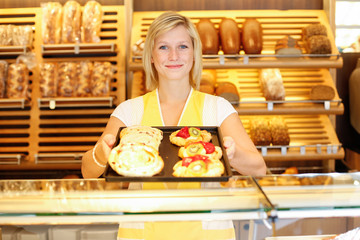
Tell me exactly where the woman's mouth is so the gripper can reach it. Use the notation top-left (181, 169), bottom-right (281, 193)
top-left (165, 64), bottom-right (183, 69)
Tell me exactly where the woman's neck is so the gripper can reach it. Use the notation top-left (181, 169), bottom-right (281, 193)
top-left (157, 81), bottom-right (192, 104)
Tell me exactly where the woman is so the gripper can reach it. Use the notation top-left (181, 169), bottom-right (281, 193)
top-left (82, 11), bottom-right (266, 239)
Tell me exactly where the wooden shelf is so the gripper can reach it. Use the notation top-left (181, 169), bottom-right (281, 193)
top-left (0, 98), bottom-right (28, 109)
top-left (41, 43), bottom-right (116, 55)
top-left (37, 97), bottom-right (114, 109)
top-left (129, 10), bottom-right (343, 70)
top-left (0, 46), bottom-right (31, 56)
top-left (241, 115), bottom-right (344, 162)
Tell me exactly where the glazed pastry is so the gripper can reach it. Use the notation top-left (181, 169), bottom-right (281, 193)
top-left (62, 0), bottom-right (81, 43)
top-left (39, 62), bottom-right (57, 98)
top-left (82, 1), bottom-right (103, 43)
top-left (173, 155), bottom-right (224, 177)
top-left (169, 127), bottom-right (212, 147)
top-left (108, 143), bottom-right (164, 177)
top-left (41, 2), bottom-right (62, 44)
top-left (178, 141), bottom-right (222, 160)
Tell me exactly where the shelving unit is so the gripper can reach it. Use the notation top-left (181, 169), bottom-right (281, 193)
top-left (0, 5), bottom-right (126, 170)
top-left (128, 9), bottom-right (344, 173)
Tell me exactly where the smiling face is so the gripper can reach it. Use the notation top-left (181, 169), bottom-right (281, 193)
top-left (151, 25), bottom-right (194, 84)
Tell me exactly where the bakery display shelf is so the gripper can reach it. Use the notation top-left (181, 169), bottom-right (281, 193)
top-left (40, 5), bottom-right (124, 56)
top-left (0, 98), bottom-right (28, 109)
top-left (37, 97), bottom-right (114, 109)
top-left (129, 10), bottom-right (342, 70)
top-left (34, 152), bottom-right (83, 164)
top-left (220, 68), bottom-right (343, 115)
top-left (41, 43), bottom-right (116, 55)
top-left (241, 115), bottom-right (344, 161)
top-left (0, 154), bottom-right (23, 165)
top-left (0, 45), bottom-right (31, 56)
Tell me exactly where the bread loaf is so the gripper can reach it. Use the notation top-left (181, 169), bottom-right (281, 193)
top-left (259, 68), bottom-right (285, 101)
top-left (6, 63), bottom-right (29, 99)
top-left (219, 18), bottom-right (240, 54)
top-left (0, 61), bottom-right (8, 98)
top-left (303, 24), bottom-right (327, 39)
top-left (91, 61), bottom-right (113, 96)
top-left (41, 2), bottom-right (62, 44)
top-left (62, 1), bottom-right (81, 43)
top-left (305, 35), bottom-right (332, 54)
top-left (57, 62), bottom-right (77, 97)
top-left (275, 36), bottom-right (302, 55)
top-left (0, 25), bottom-right (13, 46)
top-left (215, 82), bottom-right (239, 103)
top-left (249, 118), bottom-right (271, 146)
top-left (269, 116), bottom-right (290, 145)
top-left (82, 1), bottom-right (103, 43)
top-left (242, 18), bottom-right (263, 54)
top-left (76, 61), bottom-right (93, 97)
top-left (39, 62), bottom-right (57, 98)
top-left (197, 18), bottom-right (219, 54)
top-left (199, 69), bottom-right (217, 94)
top-left (309, 84), bottom-right (335, 100)
top-left (12, 25), bottom-right (33, 46)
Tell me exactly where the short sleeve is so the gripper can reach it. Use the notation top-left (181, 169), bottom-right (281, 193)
top-left (110, 96), bottom-right (144, 126)
top-left (216, 96), bottom-right (237, 126)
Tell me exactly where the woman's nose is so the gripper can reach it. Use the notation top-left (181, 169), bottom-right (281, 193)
top-left (168, 48), bottom-right (179, 61)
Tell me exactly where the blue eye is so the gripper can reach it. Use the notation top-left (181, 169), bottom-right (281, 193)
top-left (159, 45), bottom-right (168, 50)
top-left (179, 45), bottom-right (188, 49)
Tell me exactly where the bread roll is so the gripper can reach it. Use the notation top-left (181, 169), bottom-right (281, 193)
top-left (196, 18), bottom-right (219, 54)
top-left (242, 18), bottom-right (263, 54)
top-left (309, 84), bottom-right (335, 100)
top-left (303, 23), bottom-right (327, 39)
top-left (305, 35), bottom-right (332, 54)
top-left (249, 118), bottom-right (271, 146)
top-left (0, 61), bottom-right (8, 98)
top-left (199, 83), bottom-right (215, 95)
top-left (215, 82), bottom-right (239, 103)
top-left (76, 61), bottom-right (92, 97)
top-left (259, 68), bottom-right (285, 101)
top-left (91, 61), bottom-right (113, 97)
top-left (275, 35), bottom-right (302, 55)
top-left (219, 18), bottom-right (240, 54)
top-left (41, 2), bottom-right (62, 44)
top-left (201, 69), bottom-right (217, 86)
top-left (82, 1), bottom-right (103, 43)
top-left (6, 63), bottom-right (29, 99)
top-left (269, 116), bottom-right (290, 146)
top-left (39, 62), bottom-right (57, 98)
top-left (62, 1), bottom-right (81, 43)
top-left (57, 62), bottom-right (77, 97)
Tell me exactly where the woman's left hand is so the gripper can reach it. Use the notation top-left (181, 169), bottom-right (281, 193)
top-left (223, 136), bottom-right (236, 160)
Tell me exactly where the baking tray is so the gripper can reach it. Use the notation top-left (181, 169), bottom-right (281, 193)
top-left (104, 126), bottom-right (233, 182)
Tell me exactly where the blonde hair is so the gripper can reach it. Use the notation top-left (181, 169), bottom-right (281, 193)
top-left (143, 11), bottom-right (203, 91)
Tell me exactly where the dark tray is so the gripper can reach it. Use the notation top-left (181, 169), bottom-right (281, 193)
top-left (103, 126), bottom-right (233, 182)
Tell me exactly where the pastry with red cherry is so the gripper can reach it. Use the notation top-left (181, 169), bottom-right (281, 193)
top-left (169, 126), bottom-right (212, 147)
top-left (178, 141), bottom-right (222, 160)
top-left (172, 155), bottom-right (224, 177)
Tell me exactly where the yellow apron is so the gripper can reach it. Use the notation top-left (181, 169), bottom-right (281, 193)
top-left (118, 89), bottom-right (235, 240)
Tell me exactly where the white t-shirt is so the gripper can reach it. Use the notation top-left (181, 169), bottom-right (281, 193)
top-left (111, 89), bottom-right (237, 127)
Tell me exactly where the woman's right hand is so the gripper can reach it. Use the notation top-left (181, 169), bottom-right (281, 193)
top-left (96, 134), bottom-right (116, 166)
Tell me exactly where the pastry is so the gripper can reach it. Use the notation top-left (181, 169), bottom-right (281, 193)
top-left (173, 155), bottom-right (224, 177)
top-left (6, 63), bottom-right (29, 99)
top-left (57, 62), bottom-right (77, 97)
top-left (132, 38), bottom-right (145, 56)
top-left (91, 61), bottom-right (113, 97)
top-left (119, 125), bottom-right (163, 150)
top-left (0, 61), bottom-right (8, 98)
top-left (169, 127), bottom-right (212, 147)
top-left (259, 68), bottom-right (285, 101)
top-left (178, 141), bottom-right (222, 160)
top-left (108, 143), bottom-right (164, 177)
top-left (39, 62), bottom-right (57, 98)
top-left (76, 61), bottom-right (93, 97)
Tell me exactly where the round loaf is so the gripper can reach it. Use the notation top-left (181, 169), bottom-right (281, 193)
top-left (215, 82), bottom-right (239, 103)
